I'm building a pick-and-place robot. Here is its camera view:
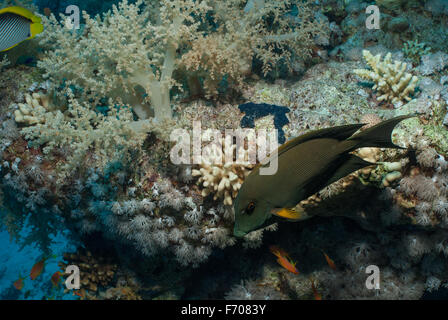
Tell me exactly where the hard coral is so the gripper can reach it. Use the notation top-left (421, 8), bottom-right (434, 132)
top-left (14, 92), bottom-right (53, 125)
top-left (354, 50), bottom-right (419, 105)
top-left (192, 142), bottom-right (253, 206)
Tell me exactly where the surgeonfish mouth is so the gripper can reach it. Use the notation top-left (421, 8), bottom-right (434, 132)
top-left (233, 114), bottom-right (416, 237)
top-left (0, 6), bottom-right (43, 52)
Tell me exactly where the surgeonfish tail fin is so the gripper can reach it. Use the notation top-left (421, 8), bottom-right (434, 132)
top-left (348, 114), bottom-right (416, 150)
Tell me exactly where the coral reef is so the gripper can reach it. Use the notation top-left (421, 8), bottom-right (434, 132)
top-left (1, 0), bottom-right (448, 301)
top-left (354, 50), bottom-right (419, 105)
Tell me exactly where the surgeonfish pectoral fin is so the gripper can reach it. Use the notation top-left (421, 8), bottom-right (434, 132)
top-left (325, 154), bottom-right (373, 186)
top-left (271, 207), bottom-right (302, 220)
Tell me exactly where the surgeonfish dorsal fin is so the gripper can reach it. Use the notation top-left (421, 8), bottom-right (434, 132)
top-left (254, 123), bottom-right (365, 173)
top-left (276, 123), bottom-right (365, 157)
top-left (348, 114), bottom-right (416, 150)
top-left (325, 154), bottom-right (373, 186)
top-left (301, 153), bottom-right (373, 199)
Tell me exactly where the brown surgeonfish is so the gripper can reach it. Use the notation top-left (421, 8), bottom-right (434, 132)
top-left (233, 115), bottom-right (414, 237)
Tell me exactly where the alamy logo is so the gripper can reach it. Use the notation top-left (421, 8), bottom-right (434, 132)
top-left (365, 5), bottom-right (380, 30)
top-left (65, 265), bottom-right (80, 290)
top-left (65, 5), bottom-right (80, 30)
top-left (170, 121), bottom-right (279, 175)
top-left (365, 265), bottom-right (380, 290)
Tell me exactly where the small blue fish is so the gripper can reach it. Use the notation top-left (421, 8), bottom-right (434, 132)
top-left (0, 6), bottom-right (43, 52)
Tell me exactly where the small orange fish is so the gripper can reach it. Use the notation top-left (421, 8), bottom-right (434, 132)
top-left (310, 278), bottom-right (322, 300)
top-left (30, 259), bottom-right (46, 280)
top-left (269, 245), bottom-right (299, 275)
top-left (73, 289), bottom-right (86, 300)
top-left (322, 251), bottom-right (337, 271)
top-left (13, 276), bottom-right (25, 291)
top-left (50, 271), bottom-right (62, 287)
top-left (43, 7), bottom-right (51, 17)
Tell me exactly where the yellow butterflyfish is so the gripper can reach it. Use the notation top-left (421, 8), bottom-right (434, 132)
top-left (0, 6), bottom-right (43, 52)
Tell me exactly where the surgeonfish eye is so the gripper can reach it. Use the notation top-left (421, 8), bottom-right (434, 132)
top-left (245, 201), bottom-right (256, 215)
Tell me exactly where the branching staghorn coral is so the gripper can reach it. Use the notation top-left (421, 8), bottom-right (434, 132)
top-left (354, 50), bottom-right (419, 105)
top-left (38, 0), bottom-right (327, 121)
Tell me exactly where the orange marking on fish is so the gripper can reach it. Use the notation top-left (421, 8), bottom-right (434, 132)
top-left (51, 271), bottom-right (62, 287)
top-left (269, 245), bottom-right (299, 275)
top-left (30, 259), bottom-right (46, 280)
top-left (310, 278), bottom-right (322, 300)
top-left (271, 207), bottom-right (302, 220)
top-left (322, 251), bottom-right (337, 271)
